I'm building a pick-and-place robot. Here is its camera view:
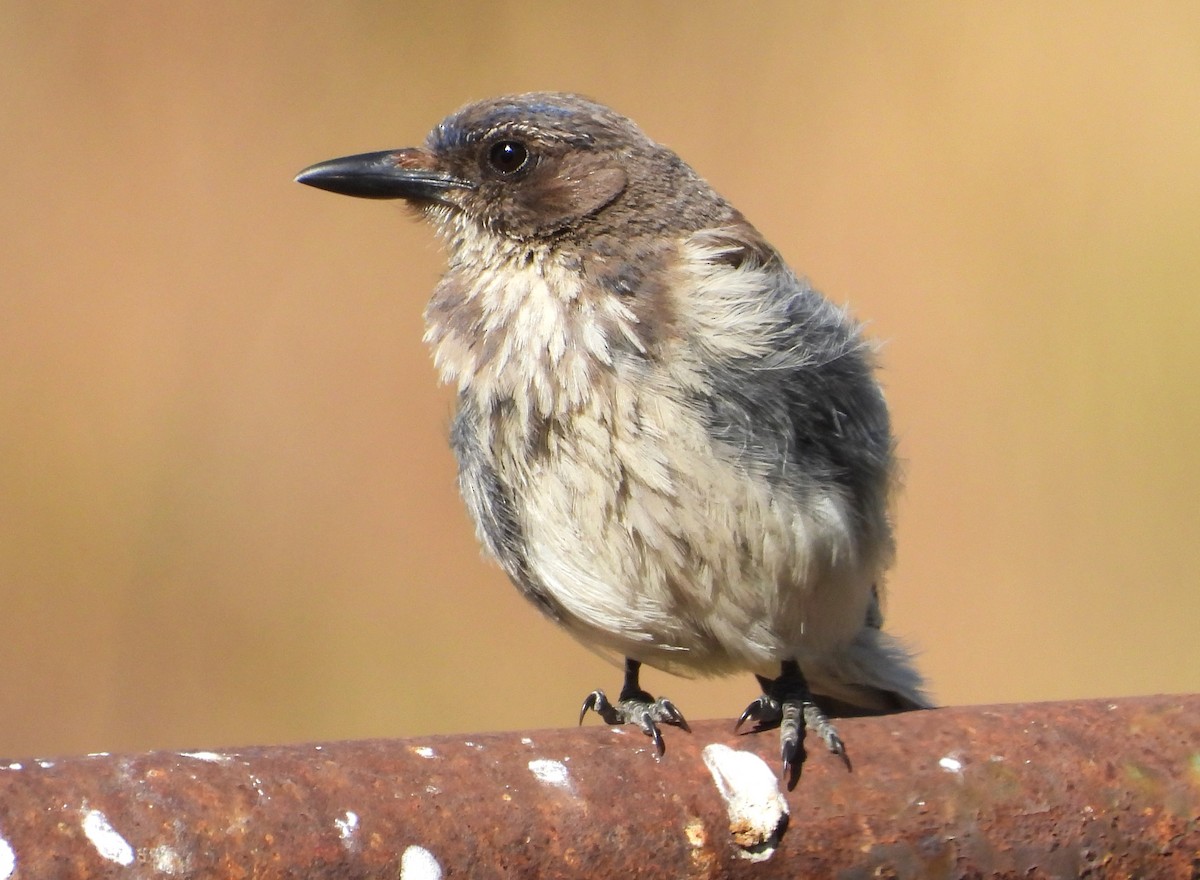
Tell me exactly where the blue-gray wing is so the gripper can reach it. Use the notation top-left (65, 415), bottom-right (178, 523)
top-left (694, 231), bottom-right (895, 550)
top-left (449, 397), bottom-right (564, 621)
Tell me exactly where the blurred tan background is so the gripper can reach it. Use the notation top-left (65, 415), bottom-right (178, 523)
top-left (1, 2), bottom-right (1197, 759)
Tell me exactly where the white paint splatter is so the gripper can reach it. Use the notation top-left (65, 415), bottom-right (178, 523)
top-left (400, 844), bottom-right (443, 880)
top-left (2, 764), bottom-right (20, 772)
top-left (179, 751), bottom-right (229, 763)
top-left (86, 752), bottom-right (110, 758)
top-left (82, 810), bottom-right (134, 866)
top-left (36, 761), bottom-right (53, 769)
top-left (701, 744), bottom-right (788, 862)
top-left (151, 843), bottom-right (183, 874)
top-left (519, 737), bottom-right (533, 746)
top-left (938, 755), bottom-right (964, 773)
top-left (528, 759), bottom-right (572, 790)
top-left (0, 835), bottom-right (15, 880)
top-left (410, 746), bottom-right (436, 759)
top-left (334, 811), bottom-right (359, 840)
top-left (463, 741), bottom-right (484, 751)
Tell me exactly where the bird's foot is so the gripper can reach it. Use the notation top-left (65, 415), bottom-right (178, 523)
top-left (579, 688), bottom-right (691, 756)
top-left (736, 662), bottom-right (851, 786)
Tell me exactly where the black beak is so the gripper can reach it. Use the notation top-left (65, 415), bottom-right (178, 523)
top-left (295, 149), bottom-right (472, 201)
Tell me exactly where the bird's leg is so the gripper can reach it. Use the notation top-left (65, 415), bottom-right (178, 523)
top-left (579, 658), bottom-right (691, 756)
top-left (736, 659), bottom-right (851, 785)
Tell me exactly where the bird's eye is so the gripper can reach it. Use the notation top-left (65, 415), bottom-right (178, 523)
top-left (486, 140), bottom-right (530, 176)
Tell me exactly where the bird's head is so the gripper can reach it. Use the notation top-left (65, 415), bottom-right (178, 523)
top-left (296, 92), bottom-right (731, 249)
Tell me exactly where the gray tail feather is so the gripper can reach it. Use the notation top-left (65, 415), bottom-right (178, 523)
top-left (805, 627), bottom-right (933, 716)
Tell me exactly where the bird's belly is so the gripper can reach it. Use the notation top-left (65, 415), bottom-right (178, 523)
top-left (508, 394), bottom-right (875, 677)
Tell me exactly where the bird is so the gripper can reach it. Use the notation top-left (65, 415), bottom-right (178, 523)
top-left (296, 92), bottom-right (930, 784)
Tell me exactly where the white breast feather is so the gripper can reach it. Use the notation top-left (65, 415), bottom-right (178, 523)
top-left (425, 228), bottom-right (875, 676)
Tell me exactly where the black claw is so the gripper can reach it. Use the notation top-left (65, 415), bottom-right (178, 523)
top-left (659, 699), bottom-right (691, 733)
top-left (781, 738), bottom-right (795, 768)
top-left (739, 660), bottom-right (855, 782)
top-left (735, 694), bottom-right (781, 733)
top-left (625, 698), bottom-right (690, 756)
top-left (578, 692), bottom-right (597, 725)
top-left (734, 703), bottom-right (758, 733)
top-left (579, 689), bottom-right (623, 726)
top-left (645, 717), bottom-right (665, 756)
top-left (781, 739), bottom-right (798, 774)
top-left (779, 723), bottom-right (805, 791)
top-left (835, 745), bottom-right (852, 771)
top-left (800, 701), bottom-right (851, 770)
top-left (578, 664), bottom-right (691, 758)
top-left (826, 732), bottom-right (852, 771)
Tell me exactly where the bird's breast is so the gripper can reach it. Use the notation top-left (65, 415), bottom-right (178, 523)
top-left (426, 244), bottom-right (875, 671)
top-left (493, 359), bottom-right (871, 672)
top-left (423, 248), bottom-right (650, 426)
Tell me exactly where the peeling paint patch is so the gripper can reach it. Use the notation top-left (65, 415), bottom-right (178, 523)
top-left (151, 843), bottom-right (183, 874)
top-left (939, 755), bottom-right (964, 773)
top-left (528, 759), bottom-right (572, 790)
top-left (179, 751), bottom-right (230, 763)
top-left (701, 744), bottom-right (788, 861)
top-left (683, 817), bottom-right (706, 848)
top-left (400, 844), bottom-right (443, 880)
top-left (0, 834), bottom-right (15, 880)
top-left (410, 746), bottom-right (436, 759)
top-left (334, 811), bottom-right (359, 840)
top-left (82, 810), bottom-right (134, 866)
top-left (683, 817), bottom-right (717, 874)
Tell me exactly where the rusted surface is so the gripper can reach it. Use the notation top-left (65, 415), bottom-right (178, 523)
top-left (0, 695), bottom-right (1197, 878)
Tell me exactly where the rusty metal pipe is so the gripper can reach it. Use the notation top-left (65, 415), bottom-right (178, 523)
top-left (0, 695), bottom-right (1197, 878)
